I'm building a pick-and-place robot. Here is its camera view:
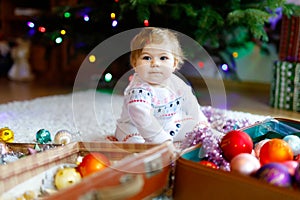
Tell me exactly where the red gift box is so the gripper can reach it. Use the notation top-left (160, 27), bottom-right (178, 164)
top-left (279, 15), bottom-right (300, 62)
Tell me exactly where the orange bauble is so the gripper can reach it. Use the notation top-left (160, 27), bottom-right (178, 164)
top-left (259, 138), bottom-right (293, 166)
top-left (77, 152), bottom-right (111, 177)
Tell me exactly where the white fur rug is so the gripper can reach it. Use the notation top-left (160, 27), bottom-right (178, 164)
top-left (0, 90), bottom-right (268, 143)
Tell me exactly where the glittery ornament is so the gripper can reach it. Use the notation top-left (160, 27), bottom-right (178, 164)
top-left (54, 130), bottom-right (72, 145)
top-left (0, 127), bottom-right (14, 143)
top-left (256, 163), bottom-right (292, 187)
top-left (36, 129), bottom-right (52, 144)
top-left (182, 124), bottom-right (230, 171)
top-left (283, 135), bottom-right (300, 156)
top-left (259, 138), bottom-right (293, 165)
top-left (181, 106), bottom-right (261, 171)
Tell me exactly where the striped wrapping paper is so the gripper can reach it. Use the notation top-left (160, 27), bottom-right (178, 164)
top-left (279, 15), bottom-right (300, 62)
top-left (270, 61), bottom-right (300, 111)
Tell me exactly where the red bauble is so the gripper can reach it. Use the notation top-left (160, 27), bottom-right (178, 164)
top-left (77, 152), bottom-right (111, 177)
top-left (220, 130), bottom-right (253, 161)
top-left (259, 138), bottom-right (293, 166)
top-left (199, 160), bottom-right (218, 169)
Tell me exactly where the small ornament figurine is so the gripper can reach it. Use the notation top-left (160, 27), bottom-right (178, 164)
top-left (8, 37), bottom-right (34, 81)
top-left (36, 129), bottom-right (52, 144)
top-left (0, 127), bottom-right (14, 143)
top-left (54, 130), bottom-right (72, 145)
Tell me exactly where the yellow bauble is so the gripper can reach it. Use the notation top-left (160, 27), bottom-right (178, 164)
top-left (0, 127), bottom-right (14, 143)
top-left (54, 167), bottom-right (82, 190)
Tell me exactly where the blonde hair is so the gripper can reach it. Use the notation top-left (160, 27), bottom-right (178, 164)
top-left (130, 27), bottom-right (185, 69)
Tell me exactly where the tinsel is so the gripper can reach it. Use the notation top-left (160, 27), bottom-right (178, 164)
top-left (180, 106), bottom-right (261, 171)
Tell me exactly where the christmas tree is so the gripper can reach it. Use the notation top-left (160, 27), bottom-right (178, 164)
top-left (26, 0), bottom-right (300, 82)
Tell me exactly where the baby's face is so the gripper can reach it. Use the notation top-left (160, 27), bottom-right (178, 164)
top-left (133, 42), bottom-right (177, 86)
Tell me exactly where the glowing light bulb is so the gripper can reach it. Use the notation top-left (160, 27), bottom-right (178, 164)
top-left (89, 55), bottom-right (96, 63)
top-left (111, 13), bottom-right (116, 19)
top-left (64, 12), bottom-right (71, 18)
top-left (55, 37), bottom-right (63, 44)
top-left (27, 21), bottom-right (35, 28)
top-left (38, 26), bottom-right (46, 33)
top-left (60, 29), bottom-right (66, 35)
top-left (221, 64), bottom-right (229, 71)
top-left (112, 20), bottom-right (118, 27)
top-left (104, 73), bottom-right (113, 82)
top-left (144, 19), bottom-right (149, 26)
top-left (232, 52), bottom-right (238, 58)
top-left (83, 15), bottom-right (89, 22)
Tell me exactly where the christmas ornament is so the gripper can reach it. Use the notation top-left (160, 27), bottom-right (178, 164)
top-left (36, 129), bottom-right (52, 144)
top-left (21, 191), bottom-right (37, 200)
top-left (183, 124), bottom-right (230, 171)
top-left (0, 141), bottom-right (10, 155)
top-left (230, 153), bottom-right (260, 175)
top-left (282, 160), bottom-right (299, 176)
top-left (54, 130), bottom-right (72, 145)
top-left (77, 152), bottom-right (110, 177)
top-left (259, 138), bottom-right (293, 165)
top-left (0, 127), bottom-right (14, 143)
top-left (254, 139), bottom-right (270, 158)
top-left (283, 135), bottom-right (300, 156)
top-left (27, 147), bottom-right (38, 155)
top-left (220, 130), bottom-right (253, 161)
top-left (199, 160), bottom-right (218, 169)
top-left (255, 163), bottom-right (292, 187)
top-left (54, 167), bottom-right (82, 190)
top-left (293, 164), bottom-right (300, 187)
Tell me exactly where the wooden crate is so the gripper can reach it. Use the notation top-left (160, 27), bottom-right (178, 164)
top-left (1, 141), bottom-right (176, 199)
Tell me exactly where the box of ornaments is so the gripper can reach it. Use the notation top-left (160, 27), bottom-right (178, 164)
top-left (173, 118), bottom-right (300, 200)
top-left (0, 131), bottom-right (176, 200)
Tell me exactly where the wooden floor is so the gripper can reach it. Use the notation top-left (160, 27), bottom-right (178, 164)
top-left (0, 76), bottom-right (299, 121)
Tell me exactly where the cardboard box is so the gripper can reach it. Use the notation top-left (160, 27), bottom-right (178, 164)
top-left (1, 141), bottom-right (176, 199)
top-left (173, 118), bottom-right (300, 200)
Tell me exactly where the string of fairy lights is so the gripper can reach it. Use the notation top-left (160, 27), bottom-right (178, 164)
top-left (22, 1), bottom-right (282, 84)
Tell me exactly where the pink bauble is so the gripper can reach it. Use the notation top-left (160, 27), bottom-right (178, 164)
top-left (282, 160), bottom-right (299, 176)
top-left (231, 153), bottom-right (261, 175)
top-left (220, 130), bottom-right (253, 161)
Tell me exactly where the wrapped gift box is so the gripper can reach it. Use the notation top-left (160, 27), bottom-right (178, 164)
top-left (173, 118), bottom-right (300, 200)
top-left (1, 141), bottom-right (176, 199)
top-left (279, 15), bottom-right (300, 62)
top-left (270, 60), bottom-right (300, 111)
